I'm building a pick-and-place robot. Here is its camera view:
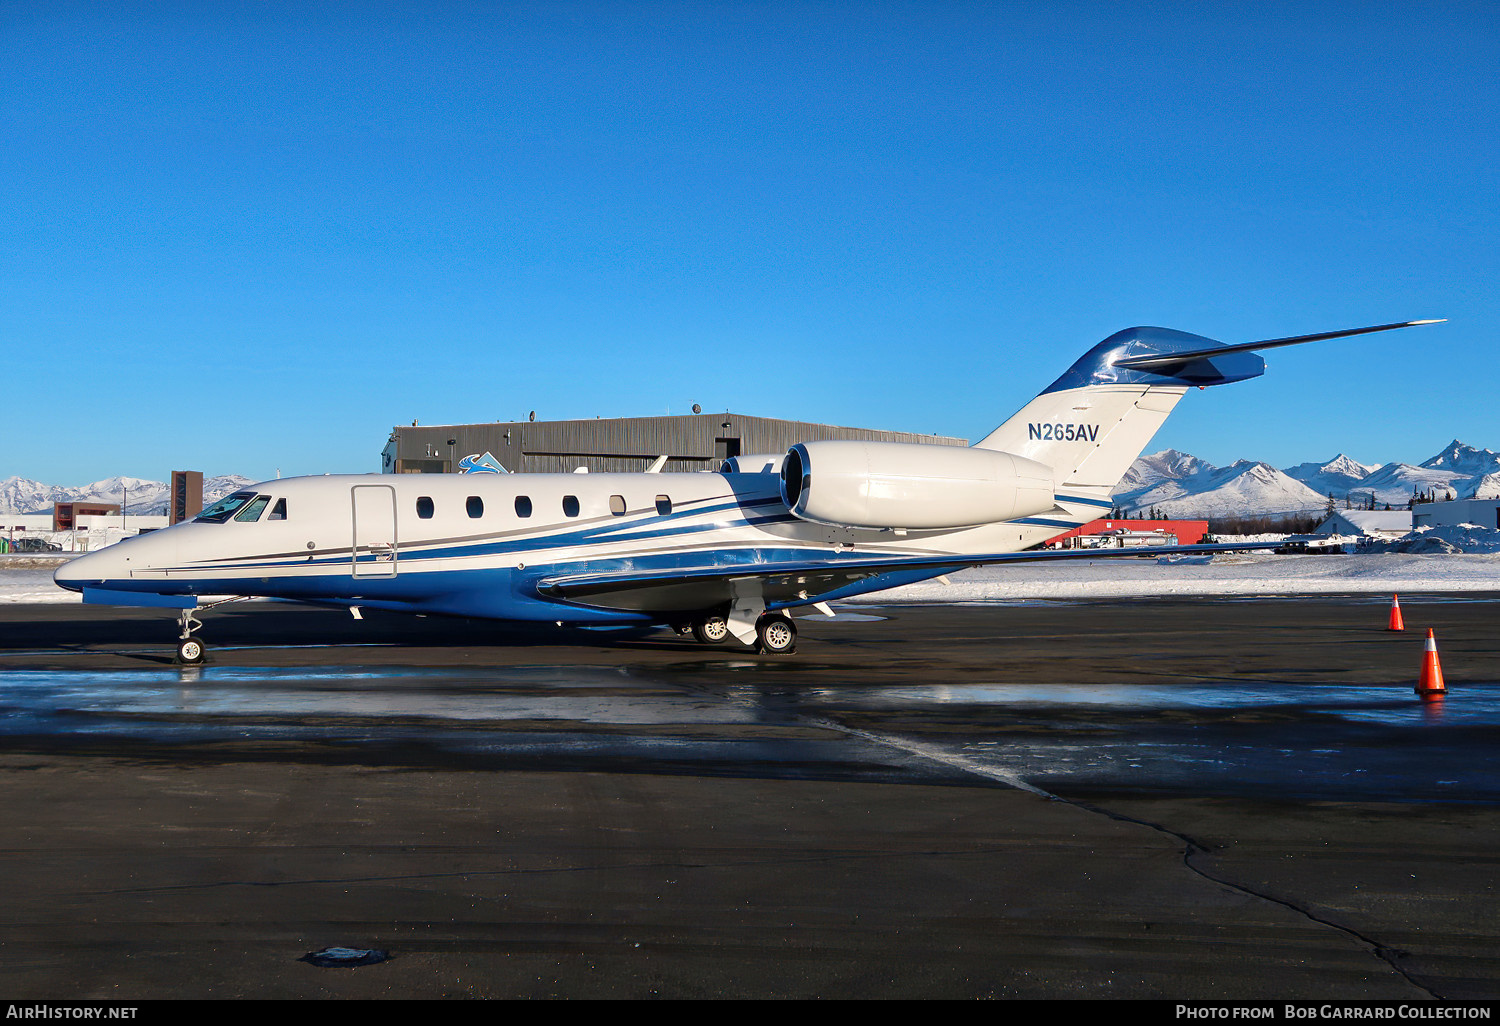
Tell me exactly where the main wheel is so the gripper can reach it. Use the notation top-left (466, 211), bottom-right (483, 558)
top-left (755, 614), bottom-right (797, 655)
top-left (691, 615), bottom-right (730, 644)
top-left (176, 637), bottom-right (206, 664)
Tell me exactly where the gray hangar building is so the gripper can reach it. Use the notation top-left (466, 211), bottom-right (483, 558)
top-left (382, 413), bottom-right (967, 476)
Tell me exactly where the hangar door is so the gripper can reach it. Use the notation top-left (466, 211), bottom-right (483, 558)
top-left (351, 485), bottom-right (398, 577)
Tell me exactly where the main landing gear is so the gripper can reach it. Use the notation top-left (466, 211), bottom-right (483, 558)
top-left (691, 614), bottom-right (730, 645)
top-left (680, 612), bottom-right (797, 654)
top-left (755, 613), bottom-right (797, 655)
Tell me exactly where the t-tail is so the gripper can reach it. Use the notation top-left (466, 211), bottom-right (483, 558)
top-left (974, 320), bottom-right (1443, 511)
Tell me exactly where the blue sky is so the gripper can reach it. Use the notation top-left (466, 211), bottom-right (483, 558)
top-left (2, 1), bottom-right (1495, 484)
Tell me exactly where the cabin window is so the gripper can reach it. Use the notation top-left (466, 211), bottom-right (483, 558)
top-left (466, 496), bottom-right (483, 518)
top-left (416, 496), bottom-right (434, 519)
top-left (609, 494), bottom-right (626, 515)
top-left (655, 495), bottom-right (672, 516)
top-left (194, 491), bottom-right (255, 524)
top-left (268, 498), bottom-right (287, 521)
top-left (562, 495), bottom-right (580, 518)
top-left (515, 496), bottom-right (532, 518)
top-left (233, 495), bottom-right (271, 522)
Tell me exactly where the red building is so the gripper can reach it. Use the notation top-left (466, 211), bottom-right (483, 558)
top-left (53, 502), bottom-right (120, 532)
top-left (1044, 518), bottom-right (1209, 550)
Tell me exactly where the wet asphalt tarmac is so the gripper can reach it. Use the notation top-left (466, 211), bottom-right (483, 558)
top-left (3, 596), bottom-right (1500, 998)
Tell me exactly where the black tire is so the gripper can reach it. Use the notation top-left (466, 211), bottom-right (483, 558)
top-left (692, 615), bottom-right (730, 644)
top-left (176, 637), bottom-right (206, 664)
top-left (756, 614), bottom-right (797, 655)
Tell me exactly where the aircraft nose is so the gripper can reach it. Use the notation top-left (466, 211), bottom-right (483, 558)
top-left (53, 547), bottom-right (126, 592)
top-left (53, 530), bottom-right (182, 594)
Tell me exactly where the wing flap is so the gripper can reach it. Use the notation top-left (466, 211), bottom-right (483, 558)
top-left (536, 562), bottom-right (887, 613)
top-left (533, 541), bottom-right (1288, 614)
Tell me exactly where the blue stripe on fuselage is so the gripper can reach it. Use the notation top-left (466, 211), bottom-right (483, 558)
top-left (73, 542), bottom-right (966, 623)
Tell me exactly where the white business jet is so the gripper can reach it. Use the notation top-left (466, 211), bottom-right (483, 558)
top-left (55, 320), bottom-right (1441, 662)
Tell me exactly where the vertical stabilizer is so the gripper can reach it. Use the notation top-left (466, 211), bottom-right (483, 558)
top-left (975, 327), bottom-right (1264, 497)
top-left (978, 382), bottom-right (1188, 494)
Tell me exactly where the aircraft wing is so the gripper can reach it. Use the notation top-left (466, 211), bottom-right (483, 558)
top-left (532, 541), bottom-right (1284, 615)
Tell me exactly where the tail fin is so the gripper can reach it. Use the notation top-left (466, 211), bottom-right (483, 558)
top-left (976, 321), bottom-right (1441, 502)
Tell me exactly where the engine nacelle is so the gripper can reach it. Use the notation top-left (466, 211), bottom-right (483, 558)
top-left (780, 441), bottom-right (1055, 530)
top-left (722, 453), bottom-right (786, 474)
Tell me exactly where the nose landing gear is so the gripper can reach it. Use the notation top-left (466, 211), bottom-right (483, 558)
top-left (172, 597), bottom-right (246, 664)
top-left (176, 609), bottom-right (206, 664)
top-left (176, 636), bottom-right (206, 664)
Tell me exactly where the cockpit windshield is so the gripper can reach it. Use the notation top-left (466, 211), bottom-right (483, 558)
top-left (194, 491), bottom-right (257, 524)
top-left (233, 495), bottom-right (272, 522)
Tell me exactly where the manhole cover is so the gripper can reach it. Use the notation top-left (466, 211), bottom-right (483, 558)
top-left (301, 946), bottom-right (389, 968)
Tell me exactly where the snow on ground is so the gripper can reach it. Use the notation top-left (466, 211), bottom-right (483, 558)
top-left (0, 568), bottom-right (83, 603)
top-left (855, 553), bottom-right (1500, 603)
top-left (4, 553), bottom-right (1499, 606)
top-left (1373, 524), bottom-right (1500, 555)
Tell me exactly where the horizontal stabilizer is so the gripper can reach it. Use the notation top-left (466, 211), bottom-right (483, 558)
top-left (1112, 320), bottom-right (1444, 371)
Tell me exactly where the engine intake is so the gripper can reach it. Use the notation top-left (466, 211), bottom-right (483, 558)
top-left (780, 440), bottom-right (1055, 530)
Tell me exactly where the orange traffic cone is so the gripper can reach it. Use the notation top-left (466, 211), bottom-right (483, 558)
top-left (1388, 594), bottom-right (1405, 631)
top-left (1416, 628), bottom-right (1446, 697)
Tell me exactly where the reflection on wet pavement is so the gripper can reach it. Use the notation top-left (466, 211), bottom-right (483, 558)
top-left (0, 665), bottom-right (757, 726)
top-left (823, 681), bottom-right (1500, 725)
top-left (3, 663), bottom-right (1499, 802)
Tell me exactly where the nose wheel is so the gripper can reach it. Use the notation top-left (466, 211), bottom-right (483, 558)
top-left (176, 609), bottom-right (206, 664)
top-left (176, 636), bottom-right (206, 664)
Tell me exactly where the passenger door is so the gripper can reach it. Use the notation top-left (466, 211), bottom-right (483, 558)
top-left (351, 485), bottom-right (398, 577)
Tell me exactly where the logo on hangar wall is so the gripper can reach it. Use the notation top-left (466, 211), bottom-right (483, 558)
top-left (458, 452), bottom-right (507, 474)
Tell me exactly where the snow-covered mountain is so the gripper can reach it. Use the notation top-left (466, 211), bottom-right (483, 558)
top-left (1461, 473), bottom-right (1500, 500)
top-left (1113, 458), bottom-right (1328, 518)
top-left (0, 474), bottom-right (255, 515)
top-left (1112, 448), bottom-right (1213, 496)
top-left (1115, 440), bottom-right (1500, 517)
top-left (1422, 439), bottom-right (1500, 476)
top-left (1341, 442), bottom-right (1500, 506)
top-left (1352, 463), bottom-right (1464, 505)
top-left (1282, 454), bottom-right (1381, 499)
